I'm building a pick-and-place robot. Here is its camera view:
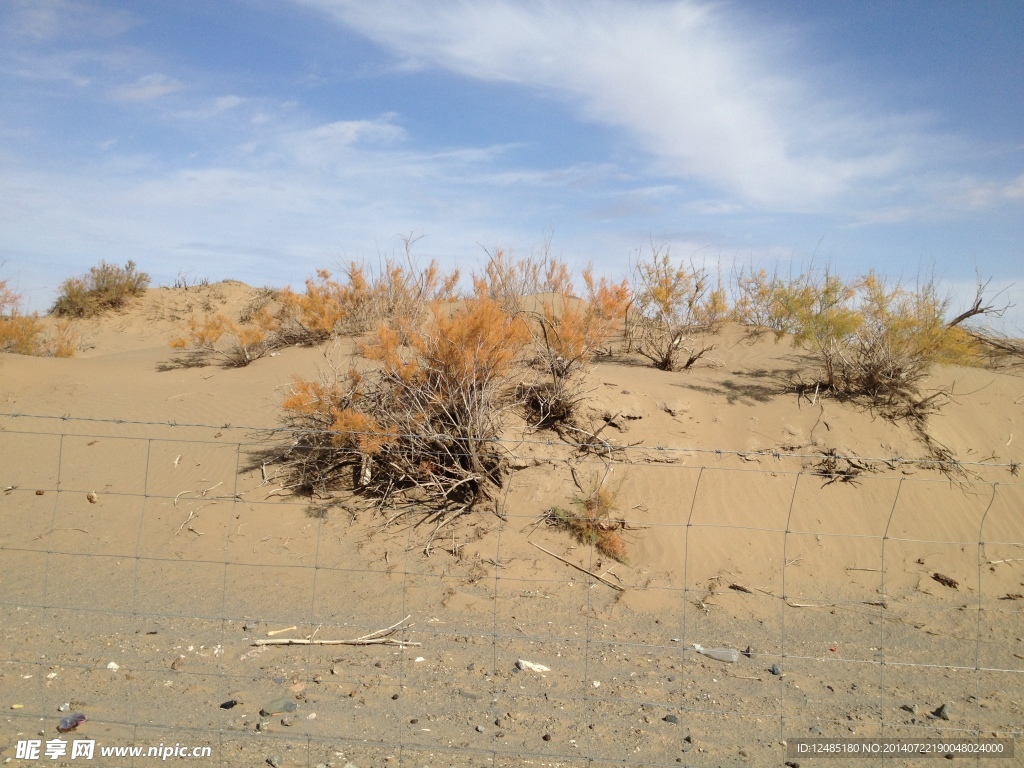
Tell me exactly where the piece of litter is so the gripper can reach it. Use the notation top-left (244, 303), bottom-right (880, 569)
top-left (592, 681), bottom-right (601, 688)
top-left (46, 672), bottom-right (57, 679)
top-left (57, 713), bottom-right (86, 733)
top-left (516, 659), bottom-right (550, 673)
top-left (693, 644), bottom-right (740, 663)
top-left (307, 713), bottom-right (316, 720)
top-left (414, 657), bottom-right (425, 662)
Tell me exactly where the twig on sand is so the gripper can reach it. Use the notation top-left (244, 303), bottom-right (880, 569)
top-left (530, 541), bottom-right (624, 591)
top-left (253, 616), bottom-right (419, 647)
top-left (267, 625), bottom-right (297, 636)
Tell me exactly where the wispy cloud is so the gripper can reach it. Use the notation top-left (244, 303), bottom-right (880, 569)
top-left (293, 0), bottom-right (937, 211)
top-left (111, 73), bottom-right (187, 102)
top-left (8, 0), bottom-right (135, 41)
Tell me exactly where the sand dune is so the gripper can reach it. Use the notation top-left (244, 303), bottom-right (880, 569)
top-left (2, 282), bottom-right (1022, 766)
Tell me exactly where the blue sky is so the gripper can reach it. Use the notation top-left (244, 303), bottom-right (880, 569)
top-left (2, 0), bottom-right (1022, 327)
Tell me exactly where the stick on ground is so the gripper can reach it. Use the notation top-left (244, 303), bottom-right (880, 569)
top-left (530, 541), bottom-right (624, 591)
top-left (254, 616), bottom-right (420, 647)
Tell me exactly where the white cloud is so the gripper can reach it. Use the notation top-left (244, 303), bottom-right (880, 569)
top-left (293, 0), bottom-right (932, 211)
top-left (111, 73), bottom-right (186, 102)
top-left (9, 0), bottom-right (135, 41)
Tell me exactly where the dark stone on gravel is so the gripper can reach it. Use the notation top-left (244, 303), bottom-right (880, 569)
top-left (267, 756), bottom-right (281, 768)
top-left (663, 714), bottom-right (680, 724)
top-left (542, 733), bottom-right (551, 741)
top-left (770, 664), bottom-right (782, 676)
top-left (220, 700), bottom-right (240, 710)
top-left (932, 704), bottom-right (951, 720)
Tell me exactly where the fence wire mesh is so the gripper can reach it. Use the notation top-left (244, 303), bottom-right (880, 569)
top-left (1, 414), bottom-right (1022, 767)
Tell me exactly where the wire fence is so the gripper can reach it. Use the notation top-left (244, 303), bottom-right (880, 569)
top-left (1, 414), bottom-right (1022, 767)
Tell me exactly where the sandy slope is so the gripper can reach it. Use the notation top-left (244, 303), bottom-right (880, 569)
top-left (1, 283), bottom-right (1022, 767)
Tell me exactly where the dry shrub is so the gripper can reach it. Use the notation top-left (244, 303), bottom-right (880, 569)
top-left (525, 267), bottom-right (631, 427)
top-left (630, 245), bottom-right (725, 371)
top-left (731, 265), bottom-right (790, 331)
top-left (51, 260), bottom-right (149, 318)
top-left (0, 277), bottom-right (76, 357)
top-left (277, 257), bottom-right (459, 343)
top-left (281, 297), bottom-right (530, 510)
top-left (471, 246), bottom-right (575, 314)
top-left (169, 308), bottom-right (279, 367)
top-left (777, 268), bottom-right (990, 410)
top-left (546, 467), bottom-right (628, 562)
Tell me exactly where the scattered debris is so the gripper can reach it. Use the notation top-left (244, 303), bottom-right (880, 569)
top-left (931, 573), bottom-right (959, 589)
top-left (254, 616), bottom-right (418, 648)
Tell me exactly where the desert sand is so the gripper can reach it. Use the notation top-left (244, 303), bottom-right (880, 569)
top-left (2, 282), bottom-right (1022, 767)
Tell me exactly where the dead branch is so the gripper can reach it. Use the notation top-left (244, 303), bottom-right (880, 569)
top-left (529, 541), bottom-right (624, 591)
top-left (254, 615), bottom-right (419, 647)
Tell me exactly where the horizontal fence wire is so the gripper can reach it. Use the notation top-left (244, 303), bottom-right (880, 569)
top-left (2, 410), bottom-right (1020, 470)
top-left (1, 414), bottom-right (1022, 767)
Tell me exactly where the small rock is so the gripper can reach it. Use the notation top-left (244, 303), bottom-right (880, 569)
top-left (86, 492), bottom-right (98, 504)
top-left (260, 698), bottom-right (296, 716)
top-left (932, 704), bottom-right (951, 721)
top-left (475, 725), bottom-right (485, 733)
top-left (663, 714), bottom-right (680, 725)
top-left (57, 703), bottom-right (70, 712)
top-left (106, 662), bottom-right (119, 671)
top-left (281, 717), bottom-right (294, 727)
top-left (769, 664), bottom-right (782, 676)
top-left (516, 659), bottom-right (550, 673)
top-left (391, 693), bottom-right (400, 700)
top-left (466, 663), bottom-right (475, 671)
top-left (410, 718), bottom-right (419, 724)
top-left (742, 646), bottom-right (753, 658)
top-left (220, 700), bottom-right (240, 710)
top-left (256, 720), bottom-right (270, 732)
top-left (267, 757), bottom-right (282, 768)
top-left (542, 733), bottom-right (551, 741)
top-left (901, 703), bottom-right (917, 715)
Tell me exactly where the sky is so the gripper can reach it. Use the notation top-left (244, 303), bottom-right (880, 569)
top-left (1, 0), bottom-right (1022, 327)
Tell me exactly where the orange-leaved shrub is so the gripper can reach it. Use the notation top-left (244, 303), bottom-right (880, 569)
top-left (281, 297), bottom-right (530, 510)
top-left (169, 307), bottom-right (279, 367)
top-left (276, 258), bottom-right (459, 343)
top-left (525, 266), bottom-right (631, 427)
